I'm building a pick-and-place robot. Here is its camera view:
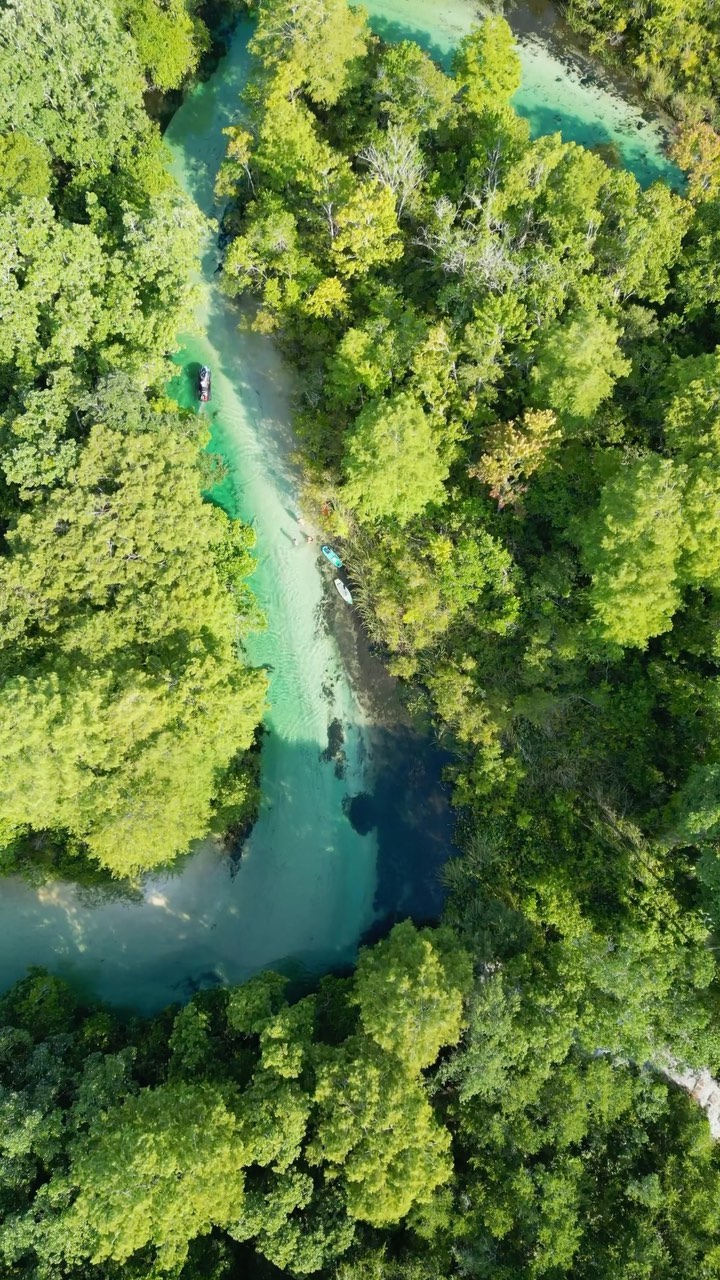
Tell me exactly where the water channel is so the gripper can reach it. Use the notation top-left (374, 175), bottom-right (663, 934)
top-left (0, 2), bottom-right (684, 1012)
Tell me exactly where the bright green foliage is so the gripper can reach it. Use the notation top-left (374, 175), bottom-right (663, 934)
top-left (308, 1038), bottom-right (453, 1225)
top-left (237, 1072), bottom-right (310, 1170)
top-left (350, 516), bottom-right (517, 656)
top-left (332, 181), bottom-right (403, 278)
top-left (327, 307), bottom-right (426, 409)
top-left (531, 307), bottom-right (631, 423)
top-left (168, 1004), bottom-right (212, 1078)
top-left (223, 192), bottom-right (319, 327)
top-left (260, 998), bottom-right (316, 1078)
top-left (663, 351), bottom-right (720, 461)
top-left (226, 970), bottom-right (290, 1035)
top-left (0, 392), bottom-right (266, 874)
top-left (251, 90), bottom-right (348, 197)
top-left (0, 0), bottom-right (262, 880)
top-left (249, 0), bottom-right (369, 106)
top-left (0, 0), bottom-right (148, 169)
top-left (353, 921), bottom-right (472, 1071)
top-left (375, 42), bottom-right (456, 134)
top-left (0, 930), bottom-right (472, 1275)
top-left (119, 0), bottom-right (209, 90)
top-left (452, 17), bottom-right (522, 111)
top-left (577, 456), bottom-right (684, 647)
top-left (673, 123), bottom-right (720, 201)
top-left (0, 178), bottom-right (204, 401)
top-left (0, 132), bottom-right (51, 201)
top-left (215, 125), bottom-right (256, 199)
top-left (343, 393), bottom-right (448, 525)
top-left (69, 1084), bottom-right (247, 1267)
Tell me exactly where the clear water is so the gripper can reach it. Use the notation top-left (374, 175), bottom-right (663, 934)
top-left (0, 5), bottom-right (681, 1012)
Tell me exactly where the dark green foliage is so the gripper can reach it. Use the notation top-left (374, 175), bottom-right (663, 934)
top-left (2, 943), bottom-right (720, 1279)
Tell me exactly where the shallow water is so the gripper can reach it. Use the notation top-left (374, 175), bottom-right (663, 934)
top-left (0, 4), bottom-right (683, 1011)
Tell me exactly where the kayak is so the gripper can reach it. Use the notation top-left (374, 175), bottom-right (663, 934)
top-left (322, 545), bottom-right (343, 569)
top-left (334, 579), bottom-right (353, 605)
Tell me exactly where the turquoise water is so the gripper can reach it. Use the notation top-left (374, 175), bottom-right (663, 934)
top-left (0, 5), bottom-right (683, 1011)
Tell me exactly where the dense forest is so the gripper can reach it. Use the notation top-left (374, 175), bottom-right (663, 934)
top-left (3, 0), bottom-right (720, 1276)
top-left (0, 0), bottom-right (265, 879)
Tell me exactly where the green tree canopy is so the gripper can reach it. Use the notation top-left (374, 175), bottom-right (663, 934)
top-left (576, 456), bottom-right (684, 648)
top-left (353, 921), bottom-right (472, 1071)
top-left (0, 390), bottom-right (265, 874)
top-left (343, 392), bottom-right (448, 525)
top-left (0, 0), bottom-right (148, 169)
top-left (452, 18), bottom-right (522, 111)
top-left (68, 1084), bottom-right (247, 1268)
top-left (249, 0), bottom-right (369, 106)
top-left (531, 307), bottom-right (631, 424)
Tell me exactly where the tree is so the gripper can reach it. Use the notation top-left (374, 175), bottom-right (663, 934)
top-left (0, 392), bottom-right (266, 875)
top-left (249, 0), bottom-right (368, 107)
top-left (452, 18), bottom-right (522, 112)
top-left (343, 393), bottom-right (448, 525)
top-left (374, 41), bottom-right (456, 134)
top-left (469, 409), bottom-right (560, 509)
top-left (531, 307), bottom-right (631, 424)
top-left (576, 456), bottom-right (685, 648)
top-left (358, 127), bottom-right (425, 217)
top-left (326, 304), bottom-right (425, 409)
top-left (332, 180), bottom-right (403, 278)
top-left (68, 1084), bottom-right (247, 1268)
top-left (222, 192), bottom-right (319, 327)
top-left (120, 0), bottom-right (209, 91)
top-left (673, 125), bottom-right (720, 201)
top-left (0, 0), bottom-right (148, 169)
top-left (0, 132), bottom-right (51, 201)
top-left (353, 921), bottom-right (472, 1072)
top-left (215, 125), bottom-right (256, 199)
top-left (307, 1038), bottom-right (453, 1226)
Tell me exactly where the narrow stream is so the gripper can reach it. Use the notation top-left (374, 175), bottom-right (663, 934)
top-left (0, 4), bottom-right (683, 1012)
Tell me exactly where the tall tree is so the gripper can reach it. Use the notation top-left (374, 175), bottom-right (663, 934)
top-left (343, 393), bottom-right (448, 525)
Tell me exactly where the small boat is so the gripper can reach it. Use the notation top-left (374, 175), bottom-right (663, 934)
top-left (334, 579), bottom-right (353, 605)
top-left (322, 545), bottom-right (343, 569)
top-left (198, 365), bottom-right (212, 402)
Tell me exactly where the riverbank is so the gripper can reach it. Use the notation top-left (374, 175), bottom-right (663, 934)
top-left (365, 0), bottom-right (682, 187)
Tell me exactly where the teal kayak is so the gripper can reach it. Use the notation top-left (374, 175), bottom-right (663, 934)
top-left (322, 545), bottom-right (343, 569)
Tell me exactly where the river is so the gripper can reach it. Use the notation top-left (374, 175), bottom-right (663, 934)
top-left (0, 2), bottom-right (683, 1013)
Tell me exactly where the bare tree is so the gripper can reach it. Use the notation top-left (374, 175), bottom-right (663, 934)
top-left (358, 126), bottom-right (425, 217)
